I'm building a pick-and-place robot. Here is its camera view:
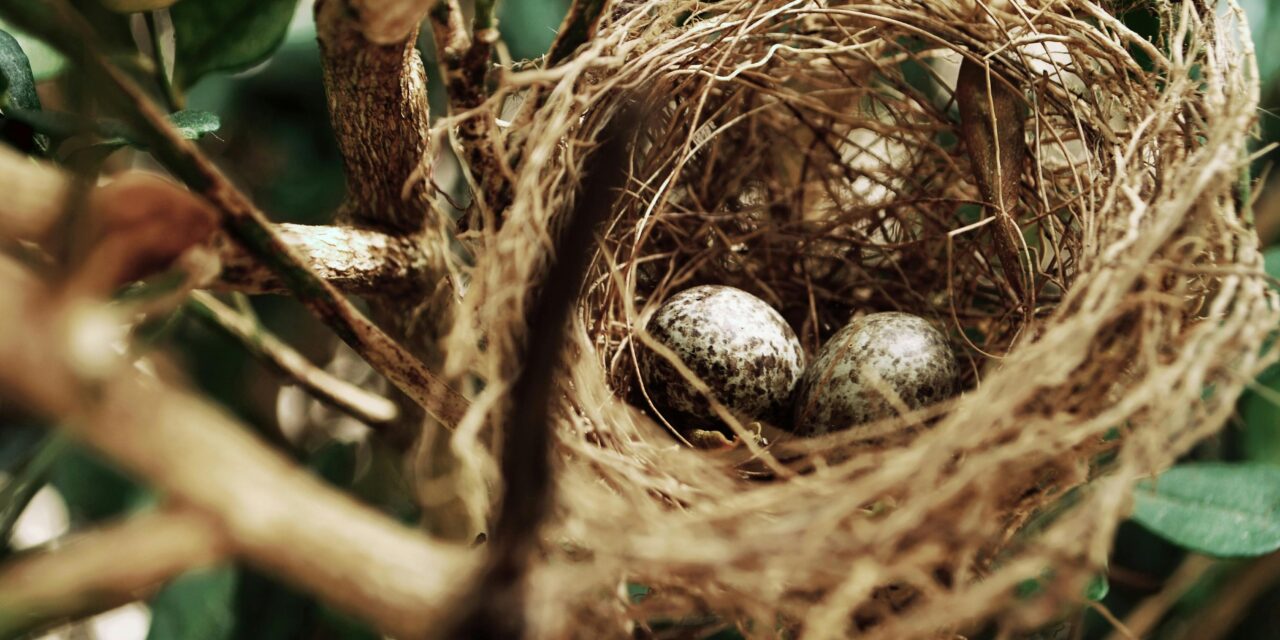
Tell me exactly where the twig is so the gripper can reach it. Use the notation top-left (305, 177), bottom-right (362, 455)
top-left (0, 261), bottom-right (477, 638)
top-left (0, 509), bottom-right (227, 638)
top-left (430, 0), bottom-right (508, 227)
top-left (546, 0), bottom-right (609, 66)
top-left (1108, 554), bottom-right (1216, 640)
top-left (186, 291), bottom-right (399, 428)
top-left (443, 104), bottom-right (640, 639)
top-left (955, 55), bottom-right (1033, 316)
top-left (0, 0), bottom-right (469, 429)
top-left (1178, 551), bottom-right (1280, 640)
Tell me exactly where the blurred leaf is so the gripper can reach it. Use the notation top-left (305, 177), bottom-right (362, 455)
top-left (1131, 463), bottom-right (1280, 558)
top-left (1085, 573), bottom-right (1109, 601)
top-left (98, 0), bottom-right (180, 13)
top-left (0, 29), bottom-right (41, 111)
top-left (146, 566), bottom-right (237, 640)
top-left (0, 27), bottom-right (47, 153)
top-left (4, 107), bottom-right (219, 154)
top-left (0, 19), bottom-right (65, 80)
top-left (171, 0), bottom-right (299, 90)
top-left (92, 108), bottom-right (220, 149)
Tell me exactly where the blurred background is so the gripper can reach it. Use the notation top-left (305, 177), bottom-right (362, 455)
top-left (2, 1), bottom-right (1280, 638)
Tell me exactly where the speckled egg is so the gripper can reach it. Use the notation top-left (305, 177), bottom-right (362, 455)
top-left (638, 285), bottom-right (805, 427)
top-left (793, 312), bottom-right (958, 436)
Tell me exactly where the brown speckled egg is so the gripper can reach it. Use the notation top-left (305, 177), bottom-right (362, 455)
top-left (639, 285), bottom-right (805, 427)
top-left (793, 312), bottom-right (958, 436)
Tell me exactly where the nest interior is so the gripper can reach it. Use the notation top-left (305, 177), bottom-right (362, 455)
top-left (437, 1), bottom-right (1274, 637)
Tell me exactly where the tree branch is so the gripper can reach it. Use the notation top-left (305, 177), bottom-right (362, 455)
top-left (316, 0), bottom-right (482, 542)
top-left (0, 260), bottom-right (477, 639)
top-left (211, 223), bottom-right (434, 295)
top-left (0, 1), bottom-right (469, 430)
top-left (0, 509), bottom-right (227, 638)
top-left (316, 0), bottom-right (435, 234)
top-left (430, 0), bottom-right (509, 228)
top-left (187, 291), bottom-right (399, 427)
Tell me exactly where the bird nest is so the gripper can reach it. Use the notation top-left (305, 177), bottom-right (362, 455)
top-left (440, 1), bottom-right (1273, 637)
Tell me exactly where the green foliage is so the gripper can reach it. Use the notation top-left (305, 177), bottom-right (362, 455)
top-left (0, 26), bottom-right (48, 153)
top-left (2, 107), bottom-right (219, 153)
top-left (171, 0), bottom-right (300, 90)
top-left (1130, 463), bottom-right (1280, 558)
top-left (93, 108), bottom-right (221, 149)
top-left (0, 29), bottom-right (41, 111)
top-left (146, 566), bottom-right (237, 640)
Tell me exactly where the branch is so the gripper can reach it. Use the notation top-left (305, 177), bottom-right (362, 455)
top-left (0, 261), bottom-right (477, 639)
top-left (955, 55), bottom-right (1032, 312)
top-left (187, 291), bottom-right (400, 428)
top-left (316, 0), bottom-right (434, 234)
top-left (443, 104), bottom-right (640, 640)
top-left (345, 0), bottom-right (434, 46)
top-left (0, 509), bottom-right (227, 638)
top-left (546, 0), bottom-right (608, 66)
top-left (212, 223), bottom-right (434, 295)
top-left (0, 148), bottom-right (436, 296)
top-left (316, 0), bottom-right (482, 542)
top-left (430, 0), bottom-right (509, 227)
top-left (0, 1), bottom-right (469, 429)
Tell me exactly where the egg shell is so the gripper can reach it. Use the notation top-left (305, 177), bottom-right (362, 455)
top-left (639, 285), bottom-right (805, 427)
top-left (793, 312), bottom-right (958, 436)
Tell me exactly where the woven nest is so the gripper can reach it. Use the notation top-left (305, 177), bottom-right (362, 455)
top-left (438, 1), bottom-right (1274, 637)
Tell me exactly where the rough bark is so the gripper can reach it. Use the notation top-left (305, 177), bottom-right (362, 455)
top-left (316, 0), bottom-right (434, 234)
top-left (212, 223), bottom-right (433, 296)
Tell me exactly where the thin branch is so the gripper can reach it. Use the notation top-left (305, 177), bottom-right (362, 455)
top-left (443, 104), bottom-right (641, 640)
top-left (0, 1), bottom-right (469, 429)
top-left (0, 261), bottom-right (477, 639)
top-left (546, 0), bottom-right (608, 66)
top-left (186, 291), bottom-right (399, 428)
top-left (430, 0), bottom-right (508, 227)
top-left (0, 509), bottom-right (227, 638)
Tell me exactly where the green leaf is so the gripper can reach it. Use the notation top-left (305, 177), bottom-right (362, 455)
top-left (1130, 463), bottom-right (1280, 558)
top-left (0, 26), bottom-right (48, 153)
top-left (0, 29), bottom-right (41, 112)
top-left (171, 0), bottom-right (299, 90)
top-left (4, 107), bottom-right (219, 153)
top-left (0, 19), bottom-right (64, 80)
top-left (146, 566), bottom-right (237, 640)
top-left (1084, 573), bottom-right (1109, 601)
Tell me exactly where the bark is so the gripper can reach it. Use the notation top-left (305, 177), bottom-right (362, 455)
top-left (212, 223), bottom-right (433, 296)
top-left (317, 0), bottom-right (434, 234)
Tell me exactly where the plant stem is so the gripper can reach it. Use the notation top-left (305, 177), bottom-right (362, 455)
top-left (143, 10), bottom-right (183, 112)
